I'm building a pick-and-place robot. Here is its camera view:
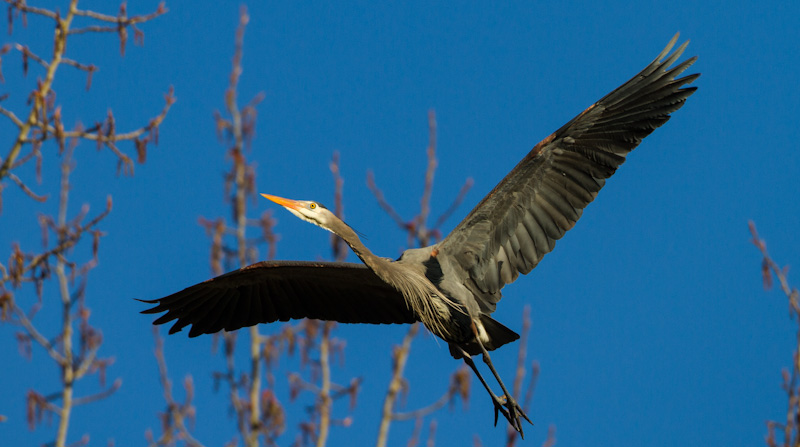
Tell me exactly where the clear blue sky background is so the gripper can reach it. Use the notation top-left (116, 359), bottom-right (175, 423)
top-left (2, 1), bottom-right (799, 446)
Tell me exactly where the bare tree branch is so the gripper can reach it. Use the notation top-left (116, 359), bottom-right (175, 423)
top-left (750, 222), bottom-right (800, 447)
top-left (2, 2), bottom-right (166, 446)
top-left (0, 0), bottom-right (171, 183)
top-left (146, 328), bottom-right (205, 447)
top-left (377, 323), bottom-right (419, 447)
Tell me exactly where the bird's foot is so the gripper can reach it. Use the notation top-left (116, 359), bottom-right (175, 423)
top-left (491, 394), bottom-right (532, 437)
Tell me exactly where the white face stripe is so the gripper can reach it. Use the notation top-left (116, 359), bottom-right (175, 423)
top-left (286, 207), bottom-right (310, 222)
top-left (285, 203), bottom-right (333, 232)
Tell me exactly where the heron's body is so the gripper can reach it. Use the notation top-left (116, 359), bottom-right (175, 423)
top-left (141, 34), bottom-right (699, 436)
top-left (277, 198), bottom-right (518, 353)
top-left (392, 245), bottom-right (520, 355)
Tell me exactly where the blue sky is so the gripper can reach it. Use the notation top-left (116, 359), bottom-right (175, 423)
top-left (2, 1), bottom-right (800, 446)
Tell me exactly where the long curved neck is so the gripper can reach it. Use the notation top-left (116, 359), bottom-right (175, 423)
top-left (329, 218), bottom-right (459, 339)
top-left (329, 219), bottom-right (386, 269)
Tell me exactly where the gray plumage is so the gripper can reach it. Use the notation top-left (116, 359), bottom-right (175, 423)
top-left (141, 34), bottom-right (699, 436)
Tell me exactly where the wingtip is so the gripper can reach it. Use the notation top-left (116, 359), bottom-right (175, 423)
top-left (656, 32), bottom-right (693, 65)
top-left (673, 39), bottom-right (691, 59)
top-left (168, 324), bottom-right (186, 336)
top-left (139, 299), bottom-right (164, 314)
top-left (657, 33), bottom-right (681, 61)
top-left (671, 30), bottom-right (691, 47)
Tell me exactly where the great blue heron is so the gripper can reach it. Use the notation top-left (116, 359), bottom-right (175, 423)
top-left (142, 34), bottom-right (698, 435)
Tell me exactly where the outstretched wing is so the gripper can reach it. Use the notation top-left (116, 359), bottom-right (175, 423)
top-left (438, 34), bottom-right (699, 312)
top-left (141, 261), bottom-right (418, 337)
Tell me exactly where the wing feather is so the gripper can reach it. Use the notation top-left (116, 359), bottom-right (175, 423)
top-left (140, 261), bottom-right (419, 337)
top-left (248, 286), bottom-right (263, 327)
top-left (438, 34), bottom-right (698, 310)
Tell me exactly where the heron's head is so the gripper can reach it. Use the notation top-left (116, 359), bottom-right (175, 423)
top-left (261, 193), bottom-right (335, 230)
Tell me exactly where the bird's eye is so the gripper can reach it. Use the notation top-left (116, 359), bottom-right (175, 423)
top-left (310, 203), bottom-right (317, 209)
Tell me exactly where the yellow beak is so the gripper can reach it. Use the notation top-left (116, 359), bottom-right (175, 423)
top-left (261, 193), bottom-right (302, 211)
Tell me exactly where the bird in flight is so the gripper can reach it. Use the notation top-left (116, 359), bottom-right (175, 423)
top-left (142, 34), bottom-right (698, 436)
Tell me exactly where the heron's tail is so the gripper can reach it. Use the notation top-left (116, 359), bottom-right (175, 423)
top-left (449, 315), bottom-right (520, 359)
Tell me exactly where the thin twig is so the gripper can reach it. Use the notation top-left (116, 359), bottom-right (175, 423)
top-left (71, 379), bottom-right (122, 406)
top-left (12, 43), bottom-right (49, 68)
top-left (0, 0), bottom-right (80, 181)
top-left (148, 328), bottom-right (205, 447)
top-left (366, 170), bottom-right (407, 229)
top-left (541, 425), bottom-right (556, 447)
top-left (0, 198), bottom-right (111, 288)
top-left (432, 177), bottom-right (474, 232)
top-left (73, 3), bottom-right (168, 24)
top-left (415, 110), bottom-right (438, 247)
top-left (329, 151), bottom-right (348, 262)
top-left (391, 387), bottom-right (453, 422)
top-left (8, 171), bottom-right (48, 201)
top-left (750, 221), bottom-right (800, 447)
top-left (0, 105), bottom-right (25, 127)
top-left (12, 304), bottom-right (65, 364)
top-left (3, 1), bottom-right (59, 19)
top-left (750, 222), bottom-right (800, 313)
top-left (506, 306), bottom-right (534, 446)
top-left (377, 323), bottom-right (419, 447)
top-left (317, 322), bottom-right (333, 447)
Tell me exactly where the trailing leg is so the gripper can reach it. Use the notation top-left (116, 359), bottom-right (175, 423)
top-left (470, 321), bottom-right (532, 436)
top-left (455, 345), bottom-right (513, 428)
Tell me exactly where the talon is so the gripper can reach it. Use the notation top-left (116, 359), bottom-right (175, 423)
top-left (501, 395), bottom-right (532, 437)
top-left (490, 394), bottom-right (511, 427)
top-left (521, 410), bottom-right (533, 425)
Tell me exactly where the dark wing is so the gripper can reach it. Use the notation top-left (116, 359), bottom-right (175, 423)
top-left (437, 34), bottom-right (698, 312)
top-left (140, 261), bottom-right (418, 337)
